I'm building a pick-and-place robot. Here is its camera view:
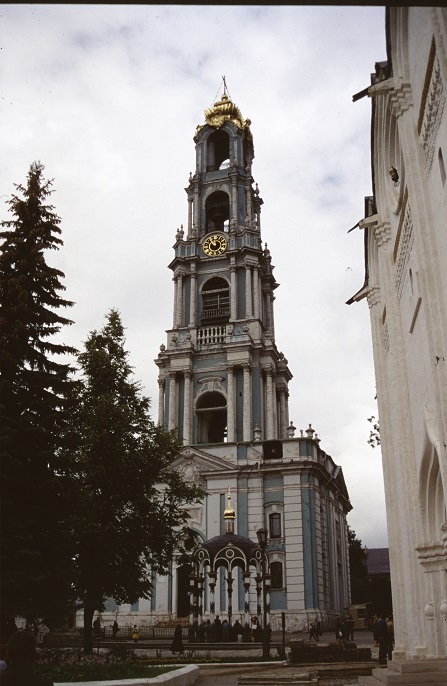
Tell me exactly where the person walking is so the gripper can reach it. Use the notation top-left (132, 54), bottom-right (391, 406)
top-left (375, 614), bottom-right (389, 665)
top-left (335, 616), bottom-right (343, 642)
top-left (387, 615), bottom-right (395, 660)
top-left (170, 624), bottom-right (184, 654)
top-left (308, 622), bottom-right (319, 641)
top-left (93, 617), bottom-right (101, 638)
top-left (222, 618), bottom-right (229, 642)
top-left (112, 620), bottom-right (119, 640)
top-left (132, 625), bottom-right (139, 644)
top-left (214, 615), bottom-right (222, 642)
top-left (346, 614), bottom-right (355, 641)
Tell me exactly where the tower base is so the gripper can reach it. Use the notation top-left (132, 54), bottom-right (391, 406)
top-left (358, 658), bottom-right (447, 686)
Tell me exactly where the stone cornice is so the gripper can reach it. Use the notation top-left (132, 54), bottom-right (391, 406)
top-left (416, 541), bottom-right (447, 573)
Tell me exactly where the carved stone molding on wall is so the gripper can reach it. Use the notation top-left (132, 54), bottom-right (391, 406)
top-left (389, 79), bottom-right (413, 118)
top-left (373, 221), bottom-right (391, 246)
top-left (393, 190), bottom-right (414, 300)
top-left (418, 40), bottom-right (446, 176)
top-left (366, 285), bottom-right (381, 309)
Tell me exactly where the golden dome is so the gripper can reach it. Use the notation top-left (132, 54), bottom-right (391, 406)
top-left (224, 486), bottom-right (235, 520)
top-left (196, 93), bottom-right (252, 139)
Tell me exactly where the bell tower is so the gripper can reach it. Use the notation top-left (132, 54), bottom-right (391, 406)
top-left (155, 89), bottom-right (292, 445)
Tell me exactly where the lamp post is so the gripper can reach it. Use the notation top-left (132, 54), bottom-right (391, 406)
top-left (256, 527), bottom-right (270, 659)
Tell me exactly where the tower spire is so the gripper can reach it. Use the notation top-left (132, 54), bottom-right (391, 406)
top-left (222, 75), bottom-right (228, 98)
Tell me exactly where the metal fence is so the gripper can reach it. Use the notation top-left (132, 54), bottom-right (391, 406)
top-left (87, 625), bottom-right (188, 640)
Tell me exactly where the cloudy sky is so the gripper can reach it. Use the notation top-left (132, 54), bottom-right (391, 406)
top-left (1, 4), bottom-right (389, 548)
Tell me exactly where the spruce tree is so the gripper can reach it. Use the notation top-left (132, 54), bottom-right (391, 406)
top-left (0, 162), bottom-right (76, 628)
top-left (68, 309), bottom-right (204, 653)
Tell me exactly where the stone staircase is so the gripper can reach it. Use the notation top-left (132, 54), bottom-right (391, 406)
top-left (358, 658), bottom-right (447, 686)
top-left (289, 639), bottom-right (372, 664)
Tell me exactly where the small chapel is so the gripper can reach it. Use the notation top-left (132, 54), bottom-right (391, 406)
top-left (92, 90), bottom-right (353, 632)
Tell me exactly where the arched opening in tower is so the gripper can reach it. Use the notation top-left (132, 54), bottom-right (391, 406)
top-left (201, 276), bottom-right (230, 324)
top-left (205, 191), bottom-right (230, 233)
top-left (206, 129), bottom-right (230, 172)
top-left (196, 391), bottom-right (227, 444)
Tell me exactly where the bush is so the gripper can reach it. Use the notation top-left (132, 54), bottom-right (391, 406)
top-left (34, 649), bottom-right (175, 682)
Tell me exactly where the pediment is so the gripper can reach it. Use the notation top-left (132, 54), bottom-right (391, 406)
top-left (172, 446), bottom-right (235, 486)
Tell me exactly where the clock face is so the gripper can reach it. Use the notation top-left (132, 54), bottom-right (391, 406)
top-left (203, 233), bottom-right (228, 256)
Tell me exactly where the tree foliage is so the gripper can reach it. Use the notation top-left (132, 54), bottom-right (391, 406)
top-left (367, 416), bottom-right (381, 448)
top-left (348, 526), bottom-right (368, 604)
top-left (0, 162), bottom-right (76, 626)
top-left (67, 310), bottom-right (205, 652)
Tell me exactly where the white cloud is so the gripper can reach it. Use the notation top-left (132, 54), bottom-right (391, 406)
top-left (1, 3), bottom-right (388, 548)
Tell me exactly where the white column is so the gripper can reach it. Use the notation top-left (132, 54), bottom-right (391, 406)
top-left (230, 263), bottom-right (237, 320)
top-left (172, 276), bottom-right (177, 328)
top-left (226, 364), bottom-right (235, 442)
top-left (188, 196), bottom-right (193, 237)
top-left (208, 572), bottom-right (217, 621)
top-left (265, 573), bottom-right (271, 626)
top-left (253, 266), bottom-right (260, 319)
top-left (272, 376), bottom-right (278, 439)
top-left (157, 378), bottom-right (165, 427)
top-left (270, 293), bottom-right (275, 340)
top-left (183, 370), bottom-right (192, 445)
top-left (243, 572), bottom-right (251, 627)
top-left (176, 273), bottom-right (183, 328)
top-left (266, 291), bottom-right (273, 334)
top-left (168, 371), bottom-right (177, 431)
top-left (265, 369), bottom-right (274, 440)
top-left (189, 269), bottom-right (196, 327)
top-left (242, 363), bottom-right (251, 442)
top-left (279, 389), bottom-right (287, 439)
top-left (193, 187), bottom-right (200, 235)
top-left (245, 263), bottom-right (253, 319)
top-left (231, 177), bottom-right (237, 224)
top-left (246, 183), bottom-right (252, 220)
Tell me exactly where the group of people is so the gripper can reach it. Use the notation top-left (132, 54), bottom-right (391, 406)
top-left (308, 620), bottom-right (322, 641)
top-left (371, 613), bottom-right (394, 664)
top-left (188, 616), bottom-right (246, 643)
top-left (334, 614), bottom-right (355, 642)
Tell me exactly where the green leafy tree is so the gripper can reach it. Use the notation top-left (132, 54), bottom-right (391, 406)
top-left (67, 310), bottom-right (205, 653)
top-left (0, 162), bottom-right (76, 628)
top-left (367, 416), bottom-right (381, 448)
top-left (348, 526), bottom-right (369, 604)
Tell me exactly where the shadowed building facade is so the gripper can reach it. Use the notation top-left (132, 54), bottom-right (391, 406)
top-left (349, 7), bottom-right (447, 682)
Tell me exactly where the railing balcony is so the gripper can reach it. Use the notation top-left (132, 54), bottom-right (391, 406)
top-left (198, 325), bottom-right (226, 346)
top-left (201, 306), bottom-right (230, 321)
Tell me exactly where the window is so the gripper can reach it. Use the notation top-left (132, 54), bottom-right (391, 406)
top-left (269, 512), bottom-right (282, 539)
top-left (201, 277), bottom-right (230, 324)
top-left (270, 561), bottom-right (283, 589)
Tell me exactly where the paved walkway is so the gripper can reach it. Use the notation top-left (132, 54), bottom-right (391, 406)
top-left (192, 631), bottom-right (379, 686)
